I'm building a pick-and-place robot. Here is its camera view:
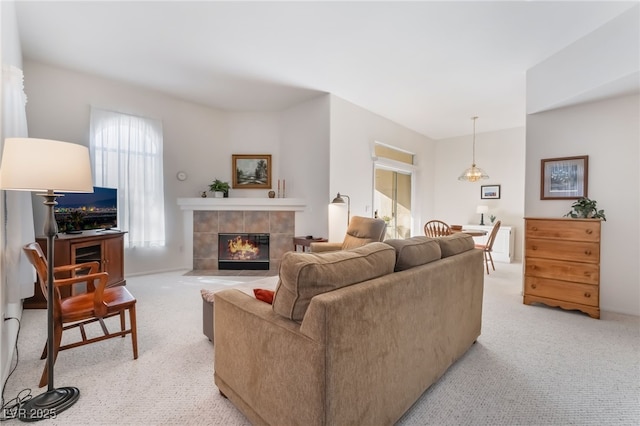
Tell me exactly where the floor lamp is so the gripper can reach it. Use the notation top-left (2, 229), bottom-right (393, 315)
top-left (331, 193), bottom-right (351, 227)
top-left (0, 138), bottom-right (93, 422)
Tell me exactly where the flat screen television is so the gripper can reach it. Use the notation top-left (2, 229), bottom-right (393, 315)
top-left (54, 186), bottom-right (118, 233)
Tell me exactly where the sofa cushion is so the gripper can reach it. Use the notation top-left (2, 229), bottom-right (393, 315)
top-left (272, 242), bottom-right (396, 321)
top-left (384, 236), bottom-right (442, 271)
top-left (253, 288), bottom-right (275, 304)
top-left (438, 233), bottom-right (475, 257)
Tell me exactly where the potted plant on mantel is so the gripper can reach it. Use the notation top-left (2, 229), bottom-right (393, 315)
top-left (209, 179), bottom-right (230, 198)
top-left (564, 197), bottom-right (606, 221)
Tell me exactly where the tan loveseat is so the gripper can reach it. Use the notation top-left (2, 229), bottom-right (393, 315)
top-left (213, 234), bottom-right (484, 425)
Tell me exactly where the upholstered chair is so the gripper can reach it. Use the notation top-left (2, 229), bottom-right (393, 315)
top-left (310, 216), bottom-right (387, 253)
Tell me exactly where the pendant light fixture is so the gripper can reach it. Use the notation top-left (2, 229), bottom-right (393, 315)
top-left (458, 116), bottom-right (489, 182)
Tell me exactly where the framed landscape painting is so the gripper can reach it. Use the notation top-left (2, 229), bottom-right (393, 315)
top-left (540, 155), bottom-right (588, 200)
top-left (481, 185), bottom-right (501, 199)
top-left (232, 154), bottom-right (272, 189)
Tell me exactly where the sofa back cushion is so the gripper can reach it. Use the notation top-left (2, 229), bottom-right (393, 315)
top-left (438, 233), bottom-right (475, 257)
top-left (384, 236), bottom-right (442, 271)
top-left (273, 242), bottom-right (395, 321)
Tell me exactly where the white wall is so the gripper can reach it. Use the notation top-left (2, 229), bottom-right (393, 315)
top-left (525, 94), bottom-right (639, 316)
top-left (279, 94), bottom-right (331, 238)
top-left (434, 126), bottom-right (526, 261)
top-left (22, 60), bottom-right (322, 274)
top-left (527, 5), bottom-right (639, 113)
top-left (328, 95), bottom-right (435, 241)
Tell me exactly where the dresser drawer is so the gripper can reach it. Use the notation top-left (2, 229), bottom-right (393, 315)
top-left (525, 257), bottom-right (599, 285)
top-left (526, 219), bottom-right (600, 242)
top-left (525, 277), bottom-right (599, 307)
top-left (525, 238), bottom-right (600, 263)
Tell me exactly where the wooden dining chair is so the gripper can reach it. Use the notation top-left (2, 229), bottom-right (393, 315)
top-left (475, 221), bottom-right (501, 274)
top-left (423, 220), bottom-right (452, 237)
top-left (23, 242), bottom-right (138, 388)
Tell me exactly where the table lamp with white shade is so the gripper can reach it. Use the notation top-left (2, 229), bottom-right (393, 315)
top-left (476, 205), bottom-right (489, 226)
top-left (0, 138), bottom-right (93, 421)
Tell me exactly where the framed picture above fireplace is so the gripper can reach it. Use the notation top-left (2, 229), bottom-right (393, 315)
top-left (232, 154), bottom-right (272, 189)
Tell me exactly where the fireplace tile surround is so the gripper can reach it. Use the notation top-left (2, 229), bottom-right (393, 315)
top-left (178, 198), bottom-right (307, 273)
top-left (193, 210), bottom-right (293, 270)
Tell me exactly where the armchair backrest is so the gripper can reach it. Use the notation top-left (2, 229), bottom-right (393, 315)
top-left (23, 242), bottom-right (50, 295)
top-left (342, 216), bottom-right (387, 250)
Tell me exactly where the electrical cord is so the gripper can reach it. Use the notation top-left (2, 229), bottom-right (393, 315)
top-left (1, 317), bottom-right (33, 421)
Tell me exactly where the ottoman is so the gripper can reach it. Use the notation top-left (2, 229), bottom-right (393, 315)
top-left (201, 275), bottom-right (279, 343)
top-left (201, 289), bottom-right (216, 342)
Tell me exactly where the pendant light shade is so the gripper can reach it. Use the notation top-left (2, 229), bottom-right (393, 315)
top-left (458, 116), bottom-right (489, 182)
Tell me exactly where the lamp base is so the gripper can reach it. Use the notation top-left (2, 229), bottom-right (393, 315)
top-left (479, 214), bottom-right (485, 226)
top-left (18, 387), bottom-right (79, 422)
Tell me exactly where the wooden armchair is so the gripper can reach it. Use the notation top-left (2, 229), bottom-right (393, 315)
top-left (23, 242), bottom-right (138, 388)
top-left (423, 220), bottom-right (452, 237)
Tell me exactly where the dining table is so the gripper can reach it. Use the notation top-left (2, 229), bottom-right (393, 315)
top-left (451, 228), bottom-right (487, 237)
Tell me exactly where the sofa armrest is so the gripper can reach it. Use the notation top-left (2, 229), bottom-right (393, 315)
top-left (213, 289), bottom-right (325, 426)
top-left (309, 241), bottom-right (342, 252)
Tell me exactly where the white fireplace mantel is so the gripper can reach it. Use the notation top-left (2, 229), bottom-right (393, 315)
top-left (177, 197), bottom-right (307, 212)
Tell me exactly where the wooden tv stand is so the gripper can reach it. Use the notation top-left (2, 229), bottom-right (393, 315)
top-left (24, 230), bottom-right (126, 309)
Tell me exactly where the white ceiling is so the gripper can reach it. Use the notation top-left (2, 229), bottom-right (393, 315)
top-left (13, 1), bottom-right (638, 139)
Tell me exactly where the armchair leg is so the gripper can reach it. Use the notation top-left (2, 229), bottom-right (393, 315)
top-left (120, 310), bottom-right (126, 337)
top-left (129, 305), bottom-right (138, 359)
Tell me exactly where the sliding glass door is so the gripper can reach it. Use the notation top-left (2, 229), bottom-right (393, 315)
top-left (373, 143), bottom-right (414, 239)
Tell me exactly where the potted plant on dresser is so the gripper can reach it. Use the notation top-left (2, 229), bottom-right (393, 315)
top-left (564, 197), bottom-right (607, 221)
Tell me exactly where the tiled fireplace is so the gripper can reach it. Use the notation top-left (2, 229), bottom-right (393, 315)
top-left (194, 210), bottom-right (292, 270)
top-left (177, 198), bottom-right (306, 272)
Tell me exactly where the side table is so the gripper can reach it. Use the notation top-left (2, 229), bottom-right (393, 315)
top-left (293, 236), bottom-right (328, 252)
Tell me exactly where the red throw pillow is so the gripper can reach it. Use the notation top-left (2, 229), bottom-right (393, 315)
top-left (253, 288), bottom-right (275, 304)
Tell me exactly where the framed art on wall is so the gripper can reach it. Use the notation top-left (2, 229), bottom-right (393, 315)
top-left (232, 154), bottom-right (272, 189)
top-left (480, 185), bottom-right (501, 199)
top-left (540, 155), bottom-right (588, 200)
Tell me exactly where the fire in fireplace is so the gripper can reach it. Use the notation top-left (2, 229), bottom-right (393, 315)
top-left (218, 233), bottom-right (270, 270)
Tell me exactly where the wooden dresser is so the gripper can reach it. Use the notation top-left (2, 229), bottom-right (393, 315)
top-left (24, 230), bottom-right (126, 309)
top-left (523, 217), bottom-right (601, 319)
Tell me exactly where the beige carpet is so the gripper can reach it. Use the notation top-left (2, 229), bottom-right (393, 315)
top-left (2, 263), bottom-right (639, 425)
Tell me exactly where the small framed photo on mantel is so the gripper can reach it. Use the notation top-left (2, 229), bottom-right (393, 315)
top-left (481, 185), bottom-right (501, 199)
top-left (232, 154), bottom-right (272, 189)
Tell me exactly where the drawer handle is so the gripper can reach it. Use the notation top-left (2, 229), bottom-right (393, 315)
top-left (584, 250), bottom-right (591, 255)
top-left (584, 292), bottom-right (591, 298)
top-left (586, 229), bottom-right (593, 234)
top-left (531, 284), bottom-right (537, 289)
top-left (532, 227), bottom-right (538, 231)
top-left (531, 265), bottom-right (537, 270)
top-left (532, 245), bottom-right (537, 250)
top-left (584, 271), bottom-right (591, 276)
